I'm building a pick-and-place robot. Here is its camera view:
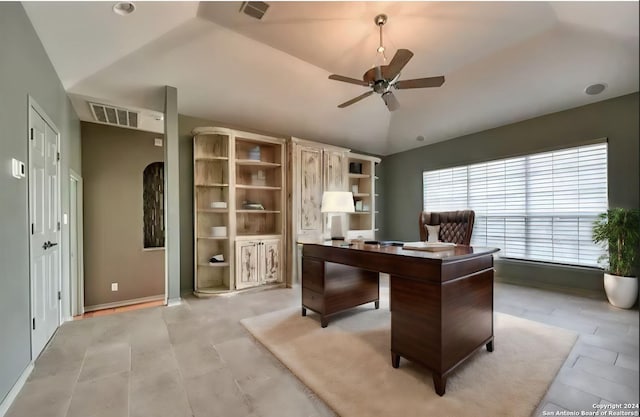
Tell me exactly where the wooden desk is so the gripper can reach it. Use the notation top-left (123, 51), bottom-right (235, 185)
top-left (301, 241), bottom-right (499, 396)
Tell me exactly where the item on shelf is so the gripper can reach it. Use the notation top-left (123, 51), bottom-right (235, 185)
top-left (248, 146), bottom-right (261, 161)
top-left (209, 254), bottom-right (225, 264)
top-left (210, 201), bottom-right (227, 209)
top-left (251, 169), bottom-right (266, 186)
top-left (355, 200), bottom-right (363, 212)
top-left (210, 226), bottom-right (227, 237)
top-left (362, 203), bottom-right (370, 212)
top-left (349, 162), bottom-right (362, 174)
top-left (351, 184), bottom-right (359, 194)
top-left (242, 201), bottom-right (265, 210)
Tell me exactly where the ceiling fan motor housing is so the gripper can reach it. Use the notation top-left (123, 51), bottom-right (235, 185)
top-left (373, 80), bottom-right (389, 94)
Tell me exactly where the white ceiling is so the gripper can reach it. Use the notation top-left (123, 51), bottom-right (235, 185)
top-left (23, 1), bottom-right (639, 155)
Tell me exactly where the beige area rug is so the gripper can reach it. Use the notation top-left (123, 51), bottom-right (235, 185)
top-left (241, 306), bottom-right (577, 417)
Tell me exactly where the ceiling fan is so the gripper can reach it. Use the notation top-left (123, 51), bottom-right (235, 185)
top-left (328, 14), bottom-right (445, 111)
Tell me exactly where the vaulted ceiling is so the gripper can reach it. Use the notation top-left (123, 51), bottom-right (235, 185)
top-left (23, 1), bottom-right (639, 155)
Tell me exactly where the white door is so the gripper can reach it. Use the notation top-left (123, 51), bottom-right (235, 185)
top-left (29, 104), bottom-right (61, 358)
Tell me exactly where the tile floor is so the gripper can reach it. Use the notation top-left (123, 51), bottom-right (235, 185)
top-left (5, 280), bottom-right (639, 417)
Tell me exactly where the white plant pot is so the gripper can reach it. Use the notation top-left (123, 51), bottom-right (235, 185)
top-left (603, 273), bottom-right (638, 309)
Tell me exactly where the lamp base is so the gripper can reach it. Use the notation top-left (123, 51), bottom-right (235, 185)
top-left (329, 214), bottom-right (347, 242)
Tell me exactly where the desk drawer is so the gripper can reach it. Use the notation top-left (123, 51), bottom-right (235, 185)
top-left (302, 288), bottom-right (324, 313)
top-left (302, 258), bottom-right (324, 292)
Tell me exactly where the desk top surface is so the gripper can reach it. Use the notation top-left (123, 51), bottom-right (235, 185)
top-left (304, 241), bottom-right (500, 262)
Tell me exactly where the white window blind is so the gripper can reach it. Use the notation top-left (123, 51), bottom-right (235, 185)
top-left (423, 142), bottom-right (608, 267)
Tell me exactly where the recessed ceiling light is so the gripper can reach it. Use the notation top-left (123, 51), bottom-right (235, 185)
top-left (113, 2), bottom-right (136, 16)
top-left (416, 135), bottom-right (425, 142)
top-left (585, 83), bottom-right (606, 95)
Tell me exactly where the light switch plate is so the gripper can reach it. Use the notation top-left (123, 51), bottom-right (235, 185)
top-left (11, 158), bottom-right (25, 179)
top-left (111, 283), bottom-right (118, 291)
top-left (154, 138), bottom-right (163, 147)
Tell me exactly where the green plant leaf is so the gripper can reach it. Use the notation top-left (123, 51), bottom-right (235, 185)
top-left (592, 208), bottom-right (640, 277)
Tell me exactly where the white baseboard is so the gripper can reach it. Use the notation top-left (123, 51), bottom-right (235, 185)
top-left (83, 294), bottom-right (165, 312)
top-left (0, 363), bottom-right (34, 417)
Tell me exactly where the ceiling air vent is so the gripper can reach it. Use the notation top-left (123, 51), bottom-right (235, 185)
top-left (89, 102), bottom-right (139, 128)
top-left (239, 1), bottom-right (269, 20)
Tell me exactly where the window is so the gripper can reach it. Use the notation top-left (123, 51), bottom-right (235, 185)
top-left (143, 162), bottom-right (165, 248)
top-left (423, 142), bottom-right (608, 267)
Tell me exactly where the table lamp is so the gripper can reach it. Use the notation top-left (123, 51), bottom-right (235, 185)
top-left (321, 191), bottom-right (355, 240)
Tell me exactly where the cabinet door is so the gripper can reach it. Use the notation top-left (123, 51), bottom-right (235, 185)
top-left (298, 146), bottom-right (323, 231)
top-left (236, 241), bottom-right (260, 289)
top-left (323, 150), bottom-right (347, 191)
top-left (260, 239), bottom-right (281, 283)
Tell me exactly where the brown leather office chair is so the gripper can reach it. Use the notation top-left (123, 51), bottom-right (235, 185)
top-left (419, 210), bottom-right (475, 245)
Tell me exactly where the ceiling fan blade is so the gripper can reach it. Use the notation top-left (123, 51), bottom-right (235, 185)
top-left (338, 91), bottom-right (374, 108)
top-left (395, 76), bottom-right (445, 89)
top-left (328, 74), bottom-right (369, 86)
top-left (383, 49), bottom-right (414, 80)
top-left (382, 91), bottom-right (400, 111)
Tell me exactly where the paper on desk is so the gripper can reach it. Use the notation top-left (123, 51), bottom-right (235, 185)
top-left (403, 242), bottom-right (456, 251)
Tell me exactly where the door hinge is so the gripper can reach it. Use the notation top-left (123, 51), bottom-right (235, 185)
top-left (57, 152), bottom-right (60, 161)
top-left (32, 318), bottom-right (35, 330)
top-left (30, 128), bottom-right (34, 140)
top-left (57, 221), bottom-right (61, 231)
top-left (58, 291), bottom-right (61, 301)
top-left (31, 223), bottom-right (34, 234)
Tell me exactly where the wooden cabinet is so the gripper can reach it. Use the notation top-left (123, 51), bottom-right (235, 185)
top-left (297, 146), bottom-right (323, 232)
top-left (234, 135), bottom-right (285, 238)
top-left (346, 153), bottom-right (381, 241)
top-left (261, 238), bottom-right (281, 283)
top-left (289, 138), bottom-right (350, 284)
top-left (235, 240), bottom-right (259, 289)
top-left (193, 127), bottom-right (285, 295)
top-left (291, 138), bottom-right (349, 243)
top-left (323, 150), bottom-right (348, 192)
top-left (192, 128), bottom-right (232, 295)
top-left (235, 238), bottom-right (281, 289)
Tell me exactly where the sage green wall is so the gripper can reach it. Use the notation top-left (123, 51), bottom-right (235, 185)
top-left (0, 2), bottom-right (81, 403)
top-left (382, 93), bottom-right (639, 295)
top-left (81, 122), bottom-right (165, 307)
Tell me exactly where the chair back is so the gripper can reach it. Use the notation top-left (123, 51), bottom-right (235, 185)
top-left (418, 210), bottom-right (475, 245)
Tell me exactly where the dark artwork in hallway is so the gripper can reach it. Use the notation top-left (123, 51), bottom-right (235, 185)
top-left (143, 161), bottom-right (165, 248)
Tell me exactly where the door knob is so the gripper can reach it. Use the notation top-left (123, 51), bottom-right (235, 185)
top-left (42, 241), bottom-right (58, 250)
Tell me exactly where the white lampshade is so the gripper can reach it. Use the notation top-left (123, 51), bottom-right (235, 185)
top-left (321, 191), bottom-right (355, 213)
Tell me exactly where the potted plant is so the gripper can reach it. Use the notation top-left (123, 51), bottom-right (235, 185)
top-left (592, 208), bottom-right (640, 309)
